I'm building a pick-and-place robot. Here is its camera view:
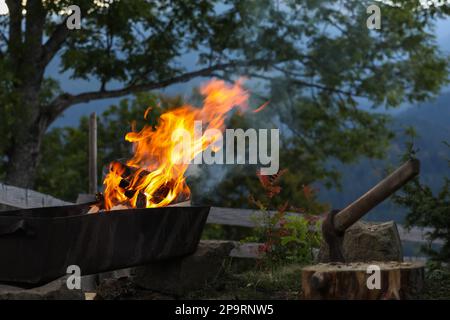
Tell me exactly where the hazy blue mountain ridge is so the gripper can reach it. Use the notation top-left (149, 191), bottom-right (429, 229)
top-left (318, 92), bottom-right (450, 223)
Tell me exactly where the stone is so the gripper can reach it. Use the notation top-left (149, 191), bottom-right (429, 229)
top-left (95, 277), bottom-right (174, 300)
top-left (318, 221), bottom-right (403, 262)
top-left (228, 242), bottom-right (262, 272)
top-left (0, 276), bottom-right (84, 300)
top-left (131, 240), bottom-right (235, 296)
top-left (98, 268), bottom-right (132, 283)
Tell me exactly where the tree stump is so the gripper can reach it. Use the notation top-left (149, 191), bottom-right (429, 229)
top-left (302, 261), bottom-right (424, 300)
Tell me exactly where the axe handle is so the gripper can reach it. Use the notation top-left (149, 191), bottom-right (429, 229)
top-left (334, 159), bottom-right (420, 233)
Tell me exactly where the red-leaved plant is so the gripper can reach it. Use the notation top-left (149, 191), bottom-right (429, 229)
top-left (245, 169), bottom-right (323, 271)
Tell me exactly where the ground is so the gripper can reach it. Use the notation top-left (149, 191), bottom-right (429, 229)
top-left (95, 263), bottom-right (450, 300)
top-left (185, 264), bottom-right (304, 300)
top-left (418, 267), bottom-right (450, 300)
top-left (188, 263), bottom-right (450, 300)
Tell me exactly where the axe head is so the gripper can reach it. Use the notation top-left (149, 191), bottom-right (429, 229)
top-left (322, 209), bottom-right (345, 262)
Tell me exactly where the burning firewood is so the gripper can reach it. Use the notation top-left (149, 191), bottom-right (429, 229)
top-left (87, 161), bottom-right (188, 212)
top-left (109, 161), bottom-right (150, 195)
top-left (110, 161), bottom-right (182, 207)
top-left (151, 180), bottom-right (176, 204)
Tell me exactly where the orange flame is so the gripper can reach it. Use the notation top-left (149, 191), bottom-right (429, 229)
top-left (103, 78), bottom-right (249, 210)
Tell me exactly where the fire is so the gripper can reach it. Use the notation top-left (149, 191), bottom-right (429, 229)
top-left (103, 79), bottom-right (249, 210)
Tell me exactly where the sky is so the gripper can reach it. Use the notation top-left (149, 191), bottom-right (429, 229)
top-left (0, 1), bottom-right (7, 15)
top-left (436, 17), bottom-right (450, 53)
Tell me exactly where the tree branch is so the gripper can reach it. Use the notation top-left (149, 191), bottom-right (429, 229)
top-left (41, 4), bottom-right (90, 67)
top-left (247, 71), bottom-right (369, 99)
top-left (47, 61), bottom-right (254, 120)
top-left (0, 28), bottom-right (9, 46)
top-left (5, 0), bottom-right (22, 59)
top-left (24, 0), bottom-right (46, 64)
top-left (40, 18), bottom-right (70, 67)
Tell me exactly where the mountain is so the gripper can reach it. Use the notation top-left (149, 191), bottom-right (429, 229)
top-left (318, 92), bottom-right (450, 223)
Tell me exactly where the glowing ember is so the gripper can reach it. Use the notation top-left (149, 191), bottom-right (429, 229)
top-left (103, 79), bottom-right (249, 210)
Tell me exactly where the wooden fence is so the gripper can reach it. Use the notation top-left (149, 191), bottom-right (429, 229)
top-left (0, 182), bottom-right (71, 210)
top-left (0, 183), bottom-right (439, 249)
top-left (207, 207), bottom-right (440, 244)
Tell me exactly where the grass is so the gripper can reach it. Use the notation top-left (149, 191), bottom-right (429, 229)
top-left (419, 266), bottom-right (450, 300)
top-left (185, 263), bottom-right (304, 300)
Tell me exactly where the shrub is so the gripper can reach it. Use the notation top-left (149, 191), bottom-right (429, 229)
top-left (393, 142), bottom-right (450, 263)
top-left (244, 170), bottom-right (323, 270)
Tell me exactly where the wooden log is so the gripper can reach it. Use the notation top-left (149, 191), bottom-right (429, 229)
top-left (302, 261), bottom-right (424, 300)
top-left (105, 161), bottom-right (184, 208)
top-left (107, 161), bottom-right (150, 207)
top-left (334, 159), bottom-right (420, 232)
top-left (109, 161), bottom-right (150, 195)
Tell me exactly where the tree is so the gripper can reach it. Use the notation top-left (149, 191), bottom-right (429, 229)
top-left (200, 81), bottom-right (394, 210)
top-left (0, 0), bottom-right (448, 188)
top-left (393, 141), bottom-right (450, 262)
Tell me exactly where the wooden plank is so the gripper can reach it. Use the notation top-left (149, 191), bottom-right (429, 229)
top-left (0, 186), bottom-right (439, 246)
top-left (0, 182), bottom-right (72, 209)
top-left (208, 207), bottom-right (261, 228)
top-left (208, 207), bottom-right (441, 245)
top-left (89, 112), bottom-right (98, 194)
top-left (208, 207), bottom-right (305, 228)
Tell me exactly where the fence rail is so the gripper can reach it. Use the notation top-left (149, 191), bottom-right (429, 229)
top-left (207, 207), bottom-right (441, 245)
top-left (0, 182), bottom-right (71, 209)
top-left (0, 184), bottom-right (439, 245)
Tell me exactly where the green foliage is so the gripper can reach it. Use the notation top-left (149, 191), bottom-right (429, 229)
top-left (247, 211), bottom-right (322, 269)
top-left (393, 140), bottom-right (450, 262)
top-left (0, 0), bottom-right (449, 189)
top-left (280, 215), bottom-right (322, 264)
top-left (242, 170), bottom-right (323, 270)
top-left (190, 0), bottom-right (450, 211)
top-left (35, 122), bottom-right (89, 200)
top-left (419, 265), bottom-right (450, 300)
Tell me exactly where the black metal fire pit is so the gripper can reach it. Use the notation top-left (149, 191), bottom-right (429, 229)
top-left (0, 203), bottom-right (210, 285)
